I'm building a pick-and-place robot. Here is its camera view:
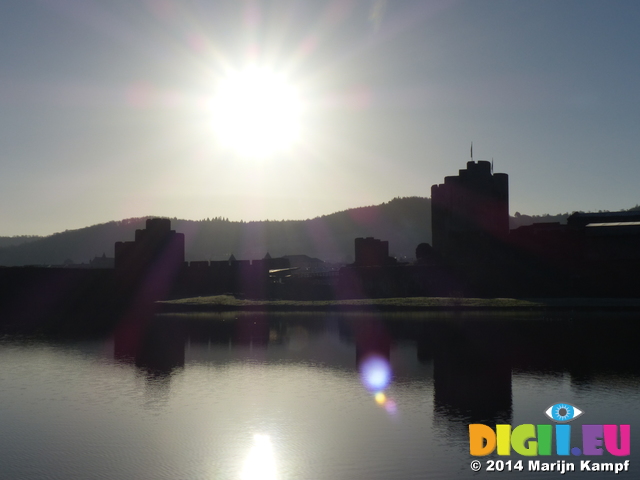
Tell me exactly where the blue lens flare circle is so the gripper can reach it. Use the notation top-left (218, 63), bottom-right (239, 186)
top-left (359, 355), bottom-right (392, 392)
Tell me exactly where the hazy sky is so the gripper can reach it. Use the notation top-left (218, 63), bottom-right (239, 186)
top-left (1, 0), bottom-right (639, 236)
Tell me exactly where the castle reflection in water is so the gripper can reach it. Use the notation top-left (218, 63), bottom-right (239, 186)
top-left (111, 311), bottom-right (640, 445)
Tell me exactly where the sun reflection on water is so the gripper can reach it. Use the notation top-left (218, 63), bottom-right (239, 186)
top-left (240, 434), bottom-right (277, 480)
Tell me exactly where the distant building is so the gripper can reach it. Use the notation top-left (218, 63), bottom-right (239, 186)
top-left (89, 253), bottom-right (114, 269)
top-left (431, 160), bottom-right (509, 259)
top-left (567, 210), bottom-right (640, 228)
top-left (510, 211), bottom-right (640, 264)
top-left (354, 237), bottom-right (396, 266)
top-left (282, 254), bottom-right (326, 273)
top-left (507, 210), bottom-right (640, 297)
top-left (415, 242), bottom-right (439, 266)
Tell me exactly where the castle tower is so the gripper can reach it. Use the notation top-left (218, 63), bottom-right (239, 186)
top-left (431, 160), bottom-right (509, 259)
top-left (114, 218), bottom-right (185, 300)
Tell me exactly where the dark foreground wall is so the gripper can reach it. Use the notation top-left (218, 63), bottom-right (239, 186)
top-left (0, 267), bottom-right (121, 333)
top-left (0, 262), bottom-right (277, 329)
top-left (0, 267), bottom-right (116, 311)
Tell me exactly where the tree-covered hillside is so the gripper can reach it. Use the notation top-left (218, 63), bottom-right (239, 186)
top-left (1, 199), bottom-right (637, 266)
top-left (0, 197), bottom-right (431, 266)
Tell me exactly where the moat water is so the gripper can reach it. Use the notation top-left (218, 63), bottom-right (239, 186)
top-left (0, 312), bottom-right (638, 479)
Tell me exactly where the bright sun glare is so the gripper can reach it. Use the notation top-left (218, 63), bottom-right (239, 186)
top-left (212, 67), bottom-right (301, 158)
top-left (241, 433), bottom-right (277, 480)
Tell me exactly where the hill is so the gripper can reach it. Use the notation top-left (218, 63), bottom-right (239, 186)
top-left (0, 235), bottom-right (42, 248)
top-left (0, 197), bottom-right (431, 266)
top-left (1, 199), bottom-right (637, 266)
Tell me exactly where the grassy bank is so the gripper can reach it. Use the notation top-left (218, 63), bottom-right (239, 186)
top-left (157, 295), bottom-right (640, 313)
top-left (158, 295), bottom-right (542, 312)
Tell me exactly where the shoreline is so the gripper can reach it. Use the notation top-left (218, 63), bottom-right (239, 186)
top-left (157, 295), bottom-right (640, 313)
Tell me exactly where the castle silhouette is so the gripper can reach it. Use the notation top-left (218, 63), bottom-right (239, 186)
top-left (1, 158), bottom-right (638, 319)
top-left (343, 159), bottom-right (640, 298)
top-left (106, 159), bottom-right (640, 301)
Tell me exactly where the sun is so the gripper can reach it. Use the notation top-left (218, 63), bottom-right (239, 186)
top-left (211, 66), bottom-right (301, 158)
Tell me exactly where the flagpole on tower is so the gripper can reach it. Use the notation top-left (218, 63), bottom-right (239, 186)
top-left (471, 142), bottom-right (473, 161)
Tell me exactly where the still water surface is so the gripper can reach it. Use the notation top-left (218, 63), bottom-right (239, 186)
top-left (0, 312), bottom-right (638, 479)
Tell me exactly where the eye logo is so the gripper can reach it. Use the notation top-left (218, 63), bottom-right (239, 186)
top-left (545, 403), bottom-right (584, 422)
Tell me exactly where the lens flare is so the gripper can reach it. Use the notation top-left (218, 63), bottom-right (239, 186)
top-left (360, 354), bottom-right (391, 392)
top-left (384, 399), bottom-right (397, 414)
top-left (373, 390), bottom-right (398, 415)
